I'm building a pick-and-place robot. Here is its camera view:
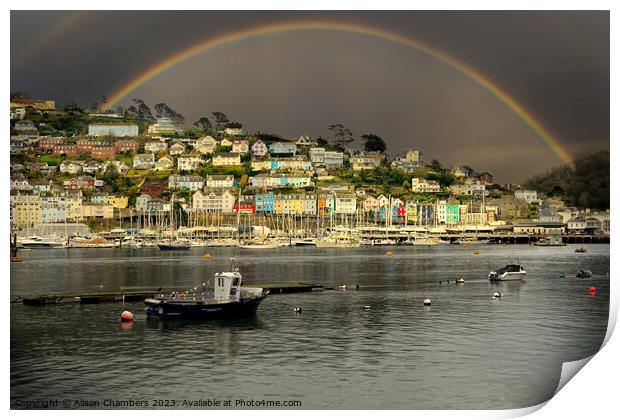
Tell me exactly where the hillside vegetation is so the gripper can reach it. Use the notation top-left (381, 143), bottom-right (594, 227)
top-left (524, 150), bottom-right (609, 209)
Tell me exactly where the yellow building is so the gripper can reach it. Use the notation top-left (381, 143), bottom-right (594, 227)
top-left (250, 160), bottom-right (271, 171)
top-left (106, 196), bottom-right (129, 209)
top-left (11, 194), bottom-right (41, 228)
top-left (274, 194), bottom-right (305, 215)
top-left (212, 153), bottom-right (241, 167)
top-left (81, 204), bottom-right (115, 219)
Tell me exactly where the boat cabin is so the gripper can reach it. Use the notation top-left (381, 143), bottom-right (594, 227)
top-left (214, 270), bottom-right (243, 302)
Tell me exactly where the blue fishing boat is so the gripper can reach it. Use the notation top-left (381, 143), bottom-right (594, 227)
top-left (144, 265), bottom-right (268, 319)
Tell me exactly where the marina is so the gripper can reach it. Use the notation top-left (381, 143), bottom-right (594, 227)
top-left (10, 244), bottom-right (609, 409)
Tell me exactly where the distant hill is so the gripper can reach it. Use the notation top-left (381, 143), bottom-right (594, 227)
top-left (524, 150), bottom-right (609, 210)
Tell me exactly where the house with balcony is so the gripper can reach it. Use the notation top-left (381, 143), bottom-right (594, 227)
top-left (194, 136), bottom-right (218, 154)
top-left (145, 141), bottom-right (169, 153)
top-left (169, 142), bottom-right (187, 156)
top-left (59, 160), bottom-right (85, 174)
top-left (309, 148), bottom-right (344, 168)
top-left (192, 188), bottom-right (236, 213)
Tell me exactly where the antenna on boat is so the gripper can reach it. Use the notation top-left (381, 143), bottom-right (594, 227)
top-left (230, 256), bottom-right (239, 272)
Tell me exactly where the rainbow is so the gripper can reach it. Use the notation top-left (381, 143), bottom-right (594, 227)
top-left (103, 19), bottom-right (573, 164)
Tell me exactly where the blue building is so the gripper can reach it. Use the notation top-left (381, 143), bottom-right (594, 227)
top-left (254, 192), bottom-right (275, 214)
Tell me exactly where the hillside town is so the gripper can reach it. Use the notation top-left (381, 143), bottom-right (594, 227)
top-left (10, 97), bottom-right (610, 246)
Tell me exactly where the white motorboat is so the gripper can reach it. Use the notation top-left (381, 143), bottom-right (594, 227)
top-left (19, 236), bottom-right (66, 249)
top-left (488, 264), bottom-right (527, 281)
top-left (315, 235), bottom-right (361, 248)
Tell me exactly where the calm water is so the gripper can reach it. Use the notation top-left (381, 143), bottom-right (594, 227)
top-left (10, 244), bottom-right (609, 409)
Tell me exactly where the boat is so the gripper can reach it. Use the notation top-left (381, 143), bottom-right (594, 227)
top-left (488, 264), bottom-right (527, 281)
top-left (206, 238), bottom-right (239, 247)
top-left (315, 234), bottom-right (361, 248)
top-left (144, 266), bottom-right (268, 319)
top-left (157, 240), bottom-right (191, 250)
top-left (19, 236), bottom-right (66, 249)
top-left (293, 237), bottom-right (317, 247)
top-left (576, 270), bottom-right (592, 278)
top-left (575, 247), bottom-right (587, 253)
top-left (533, 236), bottom-right (566, 246)
top-left (238, 240), bottom-right (280, 249)
top-left (372, 238), bottom-right (397, 246)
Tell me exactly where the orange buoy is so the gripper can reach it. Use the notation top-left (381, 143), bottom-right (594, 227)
top-left (120, 310), bottom-right (134, 322)
top-left (386, 251), bottom-right (393, 256)
top-left (589, 287), bottom-right (597, 295)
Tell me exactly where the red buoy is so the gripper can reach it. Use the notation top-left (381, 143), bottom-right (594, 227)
top-left (589, 287), bottom-right (597, 295)
top-left (120, 310), bottom-right (134, 321)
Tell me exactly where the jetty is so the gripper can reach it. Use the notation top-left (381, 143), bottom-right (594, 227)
top-left (13, 282), bottom-right (323, 306)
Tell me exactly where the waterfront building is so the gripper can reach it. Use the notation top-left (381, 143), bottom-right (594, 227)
top-left (169, 142), bottom-right (187, 155)
top-left (88, 123), bottom-right (138, 137)
top-left (254, 192), bottom-right (275, 214)
top-left (350, 152), bottom-right (383, 171)
top-left (417, 203), bottom-right (435, 225)
top-left (251, 139), bottom-right (269, 157)
top-left (335, 192), bottom-right (357, 214)
top-left (106, 196), bottom-right (129, 209)
top-left (169, 175), bottom-right (205, 191)
top-left (212, 152), bottom-right (241, 167)
top-left (235, 195), bottom-right (256, 214)
top-left (206, 175), bottom-right (235, 189)
top-left (145, 141), bottom-right (169, 153)
top-left (154, 155), bottom-right (174, 171)
top-left (411, 178), bottom-right (441, 193)
top-left (192, 188), bottom-right (236, 213)
top-left (363, 196), bottom-right (380, 213)
top-left (317, 192), bottom-right (336, 216)
top-left (135, 194), bottom-right (151, 212)
top-left (302, 193), bottom-right (317, 215)
top-left (133, 153), bottom-right (156, 169)
top-left (80, 203), bottom-right (115, 219)
top-left (268, 142), bottom-right (297, 156)
top-left (40, 195), bottom-right (68, 223)
top-left (274, 193), bottom-right (305, 215)
top-left (10, 194), bottom-right (41, 228)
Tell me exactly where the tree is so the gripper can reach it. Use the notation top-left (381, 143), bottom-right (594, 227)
top-left (211, 112), bottom-right (230, 130)
top-left (429, 159), bottom-right (443, 171)
top-left (193, 117), bottom-right (212, 131)
top-left (328, 124), bottom-right (354, 149)
top-left (10, 91), bottom-right (28, 100)
top-left (154, 103), bottom-right (185, 125)
top-left (361, 133), bottom-right (386, 153)
top-left (317, 136), bottom-right (329, 147)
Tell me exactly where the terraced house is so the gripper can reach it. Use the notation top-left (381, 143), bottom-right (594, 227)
top-left (212, 152), bottom-right (241, 167)
top-left (168, 175), bottom-right (205, 191)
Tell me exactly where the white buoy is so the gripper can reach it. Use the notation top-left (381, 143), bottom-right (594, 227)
top-left (492, 292), bottom-right (503, 299)
top-left (456, 278), bottom-right (465, 284)
top-left (423, 297), bottom-right (432, 306)
top-left (363, 305), bottom-right (371, 310)
top-left (293, 307), bottom-right (302, 313)
top-left (338, 284), bottom-right (347, 290)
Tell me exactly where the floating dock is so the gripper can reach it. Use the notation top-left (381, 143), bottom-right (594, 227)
top-left (13, 283), bottom-right (323, 306)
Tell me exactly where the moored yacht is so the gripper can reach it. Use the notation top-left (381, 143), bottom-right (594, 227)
top-left (488, 264), bottom-right (527, 281)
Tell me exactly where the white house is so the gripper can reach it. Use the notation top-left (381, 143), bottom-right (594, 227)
top-left (251, 140), bottom-right (269, 157)
top-left (411, 178), bottom-right (441, 193)
top-left (212, 153), bottom-right (241, 167)
top-left (145, 141), bottom-right (169, 153)
top-left (177, 154), bottom-right (204, 171)
top-left (206, 175), bottom-right (235, 188)
top-left (154, 155), bottom-right (174, 171)
top-left (59, 160), bottom-right (85, 174)
top-left (350, 152), bottom-right (383, 171)
top-left (192, 188), bottom-right (236, 213)
top-left (335, 193), bottom-right (357, 214)
top-left (169, 142), bottom-right (187, 155)
top-left (295, 135), bottom-right (318, 147)
top-left (514, 190), bottom-right (538, 204)
top-left (88, 123), bottom-right (138, 137)
top-left (309, 148), bottom-right (344, 168)
top-left (133, 153), bottom-right (155, 169)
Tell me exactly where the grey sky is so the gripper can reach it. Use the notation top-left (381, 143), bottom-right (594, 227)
top-left (10, 11), bottom-right (609, 181)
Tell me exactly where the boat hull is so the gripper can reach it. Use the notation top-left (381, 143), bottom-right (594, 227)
top-left (145, 295), bottom-right (267, 319)
top-left (157, 244), bottom-right (191, 250)
top-left (489, 272), bottom-right (527, 281)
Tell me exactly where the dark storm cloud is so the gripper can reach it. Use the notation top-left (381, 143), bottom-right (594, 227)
top-left (10, 11), bottom-right (609, 181)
